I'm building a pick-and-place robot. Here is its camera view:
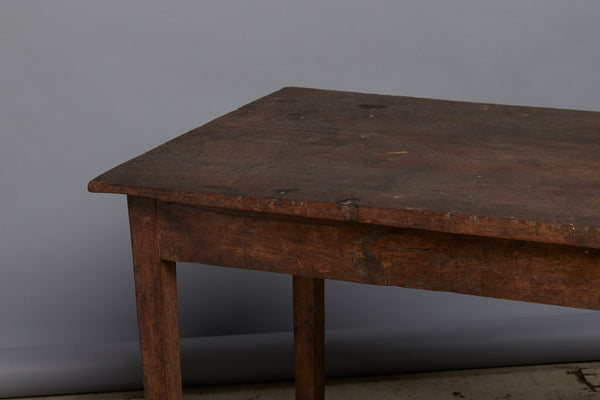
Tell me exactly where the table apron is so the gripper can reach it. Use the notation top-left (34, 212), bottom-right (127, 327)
top-left (156, 201), bottom-right (600, 311)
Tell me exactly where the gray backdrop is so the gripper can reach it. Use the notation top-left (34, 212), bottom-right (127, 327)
top-left (1, 0), bottom-right (600, 397)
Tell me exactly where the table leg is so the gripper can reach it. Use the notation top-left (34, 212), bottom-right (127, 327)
top-left (293, 275), bottom-right (325, 400)
top-left (128, 196), bottom-right (183, 400)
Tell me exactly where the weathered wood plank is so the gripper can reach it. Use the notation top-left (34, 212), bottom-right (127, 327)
top-left (89, 87), bottom-right (600, 249)
top-left (158, 202), bottom-right (600, 311)
top-left (128, 196), bottom-right (182, 400)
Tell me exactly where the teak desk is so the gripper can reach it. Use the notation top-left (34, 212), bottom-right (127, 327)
top-left (89, 87), bottom-right (600, 400)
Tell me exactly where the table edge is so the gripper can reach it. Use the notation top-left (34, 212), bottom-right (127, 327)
top-left (88, 179), bottom-right (600, 250)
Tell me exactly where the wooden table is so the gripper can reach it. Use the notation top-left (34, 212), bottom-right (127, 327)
top-left (89, 87), bottom-right (600, 400)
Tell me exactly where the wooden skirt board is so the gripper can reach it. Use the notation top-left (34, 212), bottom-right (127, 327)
top-left (89, 87), bottom-right (600, 400)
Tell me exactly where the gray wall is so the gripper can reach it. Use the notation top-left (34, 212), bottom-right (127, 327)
top-left (2, 0), bottom-right (600, 397)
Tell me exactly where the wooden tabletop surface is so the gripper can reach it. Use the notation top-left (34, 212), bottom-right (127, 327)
top-left (89, 87), bottom-right (600, 249)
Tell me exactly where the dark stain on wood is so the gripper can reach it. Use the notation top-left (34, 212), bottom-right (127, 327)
top-left (354, 247), bottom-right (386, 283)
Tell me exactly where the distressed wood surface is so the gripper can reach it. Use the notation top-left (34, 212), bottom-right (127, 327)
top-left (89, 87), bottom-right (600, 249)
top-left (293, 276), bottom-right (325, 400)
top-left (127, 196), bottom-right (182, 400)
top-left (91, 88), bottom-right (600, 400)
top-left (158, 202), bottom-right (600, 311)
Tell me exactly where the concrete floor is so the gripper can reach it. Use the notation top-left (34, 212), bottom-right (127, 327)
top-left (13, 362), bottom-right (600, 400)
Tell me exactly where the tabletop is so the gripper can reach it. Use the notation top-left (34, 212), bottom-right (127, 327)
top-left (89, 87), bottom-right (600, 249)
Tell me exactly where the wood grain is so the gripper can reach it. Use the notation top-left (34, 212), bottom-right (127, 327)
top-left (293, 276), bottom-right (325, 400)
top-left (158, 202), bottom-right (600, 311)
top-left (128, 196), bottom-right (182, 400)
top-left (89, 87), bottom-right (600, 249)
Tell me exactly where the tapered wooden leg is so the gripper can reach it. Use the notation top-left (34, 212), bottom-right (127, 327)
top-left (293, 275), bottom-right (325, 400)
top-left (128, 196), bottom-right (182, 400)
